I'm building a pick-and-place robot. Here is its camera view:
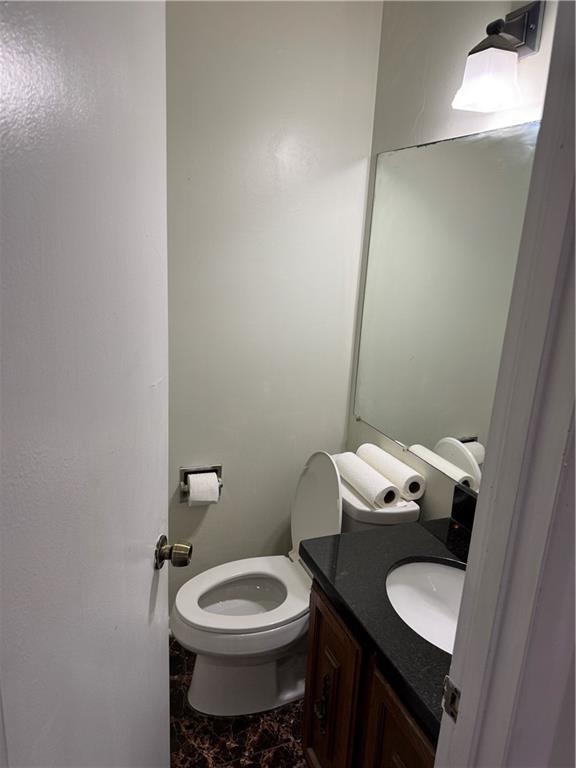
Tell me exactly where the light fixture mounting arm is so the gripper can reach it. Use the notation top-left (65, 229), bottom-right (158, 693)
top-left (484, 1), bottom-right (544, 56)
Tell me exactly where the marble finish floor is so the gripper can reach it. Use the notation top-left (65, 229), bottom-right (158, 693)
top-left (170, 640), bottom-right (306, 767)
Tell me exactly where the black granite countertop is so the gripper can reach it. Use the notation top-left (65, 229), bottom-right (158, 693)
top-left (299, 521), bottom-right (465, 745)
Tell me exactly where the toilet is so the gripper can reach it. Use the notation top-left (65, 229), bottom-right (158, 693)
top-left (171, 450), bottom-right (418, 716)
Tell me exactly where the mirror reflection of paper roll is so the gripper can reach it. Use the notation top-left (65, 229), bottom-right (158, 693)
top-left (433, 437), bottom-right (481, 490)
top-left (356, 443), bottom-right (425, 500)
top-left (409, 445), bottom-right (475, 488)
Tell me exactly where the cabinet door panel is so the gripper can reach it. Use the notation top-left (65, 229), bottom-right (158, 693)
top-left (303, 585), bottom-right (362, 768)
top-left (362, 664), bottom-right (435, 768)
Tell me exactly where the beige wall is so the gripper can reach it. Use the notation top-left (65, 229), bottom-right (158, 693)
top-left (347, 1), bottom-right (557, 518)
top-left (168, 2), bottom-right (382, 603)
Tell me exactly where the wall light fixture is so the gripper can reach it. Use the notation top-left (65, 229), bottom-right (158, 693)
top-left (452, 1), bottom-right (544, 113)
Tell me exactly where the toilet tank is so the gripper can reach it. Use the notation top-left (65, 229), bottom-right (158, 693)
top-left (340, 483), bottom-right (420, 532)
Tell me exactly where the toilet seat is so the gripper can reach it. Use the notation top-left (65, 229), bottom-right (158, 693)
top-left (174, 555), bottom-right (311, 635)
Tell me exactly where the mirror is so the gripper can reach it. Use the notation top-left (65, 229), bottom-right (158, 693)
top-left (354, 122), bottom-right (539, 487)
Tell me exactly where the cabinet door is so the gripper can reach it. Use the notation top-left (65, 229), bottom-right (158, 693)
top-left (303, 584), bottom-right (362, 768)
top-left (361, 663), bottom-right (435, 768)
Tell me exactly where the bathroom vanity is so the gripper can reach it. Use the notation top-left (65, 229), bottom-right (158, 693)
top-left (302, 583), bottom-right (435, 768)
top-left (299, 522), bottom-right (468, 768)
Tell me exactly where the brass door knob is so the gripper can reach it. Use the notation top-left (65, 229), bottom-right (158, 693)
top-left (154, 535), bottom-right (192, 569)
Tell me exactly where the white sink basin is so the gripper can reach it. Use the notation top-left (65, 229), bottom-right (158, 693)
top-left (386, 560), bottom-right (465, 653)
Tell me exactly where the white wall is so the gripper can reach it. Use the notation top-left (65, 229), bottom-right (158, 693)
top-left (0, 4), bottom-right (169, 766)
top-left (168, 1), bottom-right (382, 601)
top-left (347, 1), bottom-right (557, 518)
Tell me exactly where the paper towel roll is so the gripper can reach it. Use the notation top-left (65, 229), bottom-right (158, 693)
top-left (356, 443), bottom-right (425, 501)
top-left (187, 472), bottom-right (220, 506)
top-left (409, 445), bottom-right (474, 488)
top-left (333, 452), bottom-right (399, 507)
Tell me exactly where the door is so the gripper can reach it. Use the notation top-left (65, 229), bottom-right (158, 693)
top-left (0, 3), bottom-right (169, 767)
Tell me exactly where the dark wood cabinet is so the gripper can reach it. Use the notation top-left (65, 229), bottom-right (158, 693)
top-left (303, 583), bottom-right (435, 768)
top-left (361, 663), bottom-right (435, 768)
top-left (303, 584), bottom-right (362, 768)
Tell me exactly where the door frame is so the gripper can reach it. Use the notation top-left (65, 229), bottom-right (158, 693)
top-left (435, 3), bottom-right (574, 766)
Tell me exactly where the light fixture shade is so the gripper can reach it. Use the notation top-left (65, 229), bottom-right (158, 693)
top-left (452, 47), bottom-right (521, 113)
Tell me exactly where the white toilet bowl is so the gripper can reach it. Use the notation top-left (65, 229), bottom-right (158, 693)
top-left (171, 451), bottom-right (342, 716)
top-left (171, 555), bottom-right (312, 715)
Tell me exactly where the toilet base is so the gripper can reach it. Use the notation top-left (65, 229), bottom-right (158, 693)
top-left (186, 642), bottom-right (307, 716)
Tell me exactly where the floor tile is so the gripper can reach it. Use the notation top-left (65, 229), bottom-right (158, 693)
top-left (170, 640), bottom-right (306, 768)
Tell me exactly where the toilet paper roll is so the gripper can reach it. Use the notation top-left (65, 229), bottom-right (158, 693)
top-left (187, 472), bottom-right (220, 506)
top-left (409, 445), bottom-right (474, 489)
top-left (465, 441), bottom-right (485, 465)
top-left (356, 443), bottom-right (425, 501)
top-left (333, 452), bottom-right (399, 507)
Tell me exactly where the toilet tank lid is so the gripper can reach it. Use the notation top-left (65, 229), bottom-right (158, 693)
top-left (289, 451), bottom-right (342, 559)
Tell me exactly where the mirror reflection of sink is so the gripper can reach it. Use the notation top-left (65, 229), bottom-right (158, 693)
top-left (386, 560), bottom-right (465, 654)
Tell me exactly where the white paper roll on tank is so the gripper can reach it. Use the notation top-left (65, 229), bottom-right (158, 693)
top-left (333, 452), bottom-right (399, 507)
top-left (356, 443), bottom-right (425, 500)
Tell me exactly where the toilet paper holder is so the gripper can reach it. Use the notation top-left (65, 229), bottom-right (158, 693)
top-left (179, 464), bottom-right (223, 504)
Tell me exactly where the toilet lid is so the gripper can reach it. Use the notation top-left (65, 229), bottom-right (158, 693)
top-left (290, 451), bottom-right (342, 558)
